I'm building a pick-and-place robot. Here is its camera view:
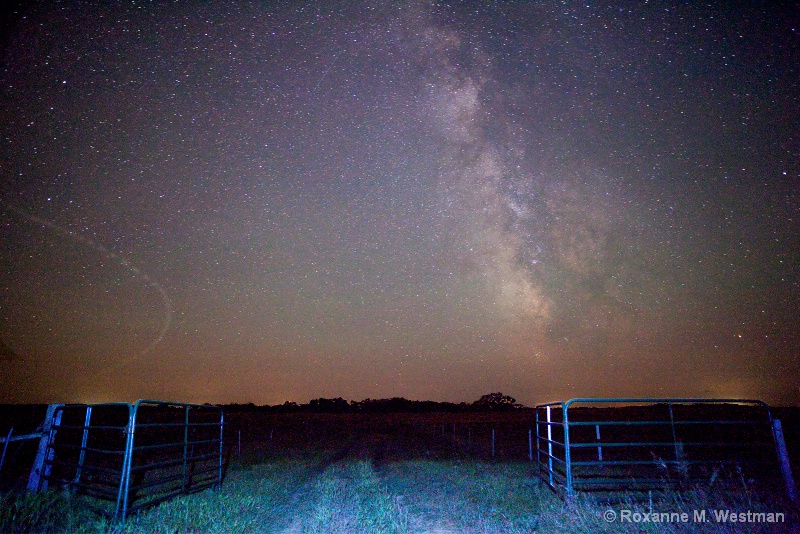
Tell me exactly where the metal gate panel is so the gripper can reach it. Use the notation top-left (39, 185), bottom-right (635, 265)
top-left (121, 400), bottom-right (224, 519)
top-left (535, 398), bottom-right (795, 501)
top-left (27, 400), bottom-right (224, 521)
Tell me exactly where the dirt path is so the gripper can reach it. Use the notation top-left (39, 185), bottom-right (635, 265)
top-left (274, 433), bottom-right (455, 534)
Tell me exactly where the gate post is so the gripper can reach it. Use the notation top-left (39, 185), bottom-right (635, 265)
top-left (546, 406), bottom-right (554, 487)
top-left (772, 419), bottom-right (798, 504)
top-left (117, 403), bottom-right (136, 521)
top-left (563, 402), bottom-right (573, 501)
top-left (27, 403), bottom-right (63, 492)
top-left (74, 406), bottom-right (93, 485)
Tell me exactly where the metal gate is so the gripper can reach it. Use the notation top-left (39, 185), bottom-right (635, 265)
top-left (27, 400), bottom-right (224, 520)
top-left (535, 398), bottom-right (797, 502)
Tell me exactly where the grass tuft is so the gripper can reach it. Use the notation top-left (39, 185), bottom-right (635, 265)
top-left (0, 489), bottom-right (95, 534)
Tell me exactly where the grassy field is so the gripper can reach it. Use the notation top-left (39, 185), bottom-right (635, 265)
top-left (1, 412), bottom-right (798, 533)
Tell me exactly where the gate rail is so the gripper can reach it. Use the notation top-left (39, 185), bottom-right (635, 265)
top-left (535, 398), bottom-right (797, 502)
top-left (27, 400), bottom-right (224, 520)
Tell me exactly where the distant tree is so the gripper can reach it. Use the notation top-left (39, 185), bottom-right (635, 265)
top-left (276, 401), bottom-right (299, 413)
top-left (227, 402), bottom-right (258, 411)
top-left (350, 397), bottom-right (464, 413)
top-left (308, 397), bottom-right (350, 413)
top-left (472, 392), bottom-right (522, 411)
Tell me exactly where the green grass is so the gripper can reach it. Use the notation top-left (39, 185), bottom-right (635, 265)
top-left (379, 459), bottom-right (542, 533)
top-left (1, 440), bottom-right (796, 533)
top-left (297, 460), bottom-right (409, 534)
top-left (0, 488), bottom-right (104, 534)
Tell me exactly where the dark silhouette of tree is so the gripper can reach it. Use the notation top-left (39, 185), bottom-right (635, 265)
top-left (472, 392), bottom-right (522, 411)
top-left (308, 397), bottom-right (351, 413)
top-left (224, 394), bottom-right (527, 413)
top-left (275, 401), bottom-right (299, 413)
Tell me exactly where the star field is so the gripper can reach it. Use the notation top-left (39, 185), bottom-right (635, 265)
top-left (1, 1), bottom-right (798, 405)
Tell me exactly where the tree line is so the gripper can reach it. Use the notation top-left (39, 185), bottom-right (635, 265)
top-left (225, 392), bottom-right (526, 414)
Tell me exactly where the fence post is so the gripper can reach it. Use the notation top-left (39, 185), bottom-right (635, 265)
top-left (182, 406), bottom-right (190, 493)
top-left (595, 424), bottom-right (602, 462)
top-left (668, 403), bottom-right (681, 461)
top-left (528, 429), bottom-right (532, 461)
top-left (218, 409), bottom-right (224, 489)
top-left (772, 419), bottom-right (799, 503)
top-left (0, 427), bottom-right (12, 477)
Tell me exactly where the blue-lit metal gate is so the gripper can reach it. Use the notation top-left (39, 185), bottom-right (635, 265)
top-left (535, 398), bottom-right (797, 502)
top-left (27, 400), bottom-right (224, 520)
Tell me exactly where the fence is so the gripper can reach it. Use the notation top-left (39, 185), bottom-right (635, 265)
top-left (0, 424), bottom-right (45, 489)
top-left (535, 398), bottom-right (797, 502)
top-left (26, 400), bottom-right (224, 520)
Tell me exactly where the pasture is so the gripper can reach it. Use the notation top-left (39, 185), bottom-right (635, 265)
top-left (2, 410), bottom-right (798, 533)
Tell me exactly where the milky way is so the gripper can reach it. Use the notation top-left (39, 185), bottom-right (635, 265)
top-left (1, 2), bottom-right (798, 405)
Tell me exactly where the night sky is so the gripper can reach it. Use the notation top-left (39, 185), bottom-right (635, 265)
top-left (1, 2), bottom-right (798, 406)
